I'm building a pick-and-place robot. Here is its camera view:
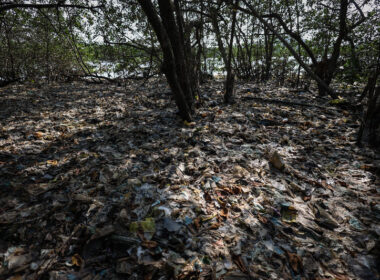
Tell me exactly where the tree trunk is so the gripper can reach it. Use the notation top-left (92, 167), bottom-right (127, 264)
top-left (263, 26), bottom-right (274, 81)
top-left (210, 9), bottom-right (228, 67)
top-left (358, 86), bottom-right (380, 147)
top-left (224, 0), bottom-right (238, 104)
top-left (316, 0), bottom-right (348, 96)
top-left (237, 0), bottom-right (338, 99)
top-left (137, 0), bottom-right (194, 121)
top-left (357, 50), bottom-right (380, 147)
top-left (159, 0), bottom-right (194, 110)
top-left (263, 0), bottom-right (274, 81)
top-left (224, 71), bottom-right (235, 104)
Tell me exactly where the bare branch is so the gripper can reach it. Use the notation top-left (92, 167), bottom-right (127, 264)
top-left (262, 13), bottom-right (317, 65)
top-left (351, 0), bottom-right (365, 18)
top-left (225, 0), bottom-right (338, 98)
top-left (0, 2), bottom-right (103, 13)
top-left (348, 0), bottom-right (369, 31)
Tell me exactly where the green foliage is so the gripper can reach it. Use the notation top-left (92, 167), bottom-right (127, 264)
top-left (0, 8), bottom-right (81, 81)
top-left (0, 0), bottom-right (378, 85)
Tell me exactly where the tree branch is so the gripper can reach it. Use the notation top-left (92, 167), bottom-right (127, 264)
top-left (104, 40), bottom-right (161, 59)
top-left (228, 0), bottom-right (337, 98)
top-left (348, 0), bottom-right (369, 31)
top-left (0, 2), bottom-right (103, 13)
top-left (351, 0), bottom-right (365, 18)
top-left (262, 13), bottom-right (317, 65)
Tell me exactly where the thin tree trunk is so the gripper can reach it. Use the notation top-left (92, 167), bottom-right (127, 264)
top-left (264, 26), bottom-right (274, 81)
top-left (224, 0), bottom-right (238, 104)
top-left (358, 86), bottom-right (380, 146)
top-left (295, 0), bottom-right (301, 88)
top-left (138, 0), bottom-right (193, 121)
top-left (263, 0), bottom-right (274, 81)
top-left (236, 0), bottom-right (338, 99)
top-left (210, 10), bottom-right (228, 67)
top-left (158, 0), bottom-right (194, 111)
top-left (316, 0), bottom-right (348, 96)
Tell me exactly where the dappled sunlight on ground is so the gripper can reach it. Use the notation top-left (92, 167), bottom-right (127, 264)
top-left (0, 80), bottom-right (379, 279)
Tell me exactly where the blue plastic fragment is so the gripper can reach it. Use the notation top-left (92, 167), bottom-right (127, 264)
top-left (99, 269), bottom-right (108, 276)
top-left (1, 181), bottom-right (11, 188)
top-left (184, 216), bottom-right (193, 225)
top-left (280, 202), bottom-right (292, 208)
top-left (212, 176), bottom-right (222, 183)
top-left (151, 200), bottom-right (161, 207)
top-left (270, 217), bottom-right (282, 226)
top-left (67, 274), bottom-right (77, 280)
top-left (16, 164), bottom-right (26, 170)
top-left (274, 246), bottom-right (285, 255)
top-left (43, 173), bottom-right (54, 180)
top-left (349, 217), bottom-right (363, 230)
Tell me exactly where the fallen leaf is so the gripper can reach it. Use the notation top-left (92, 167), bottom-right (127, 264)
top-left (46, 160), bottom-right (58, 166)
top-left (72, 254), bottom-right (83, 267)
top-left (208, 222), bottom-right (221, 230)
top-left (232, 255), bottom-right (248, 273)
top-left (257, 214), bottom-right (268, 224)
top-left (220, 208), bottom-right (228, 218)
top-left (34, 131), bottom-right (44, 139)
top-left (183, 120), bottom-right (196, 127)
top-left (286, 251), bottom-right (303, 273)
top-left (269, 150), bottom-right (285, 170)
top-left (141, 240), bottom-right (158, 248)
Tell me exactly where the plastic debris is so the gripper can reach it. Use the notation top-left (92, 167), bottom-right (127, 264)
top-left (0, 81), bottom-right (378, 280)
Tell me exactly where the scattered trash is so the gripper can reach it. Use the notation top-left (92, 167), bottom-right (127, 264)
top-left (281, 203), bottom-right (298, 223)
top-left (130, 217), bottom-right (156, 239)
top-left (349, 216), bottom-right (364, 231)
top-left (313, 203), bottom-right (339, 230)
top-left (0, 81), bottom-right (378, 279)
top-left (163, 217), bottom-right (182, 232)
top-left (268, 149), bottom-right (285, 170)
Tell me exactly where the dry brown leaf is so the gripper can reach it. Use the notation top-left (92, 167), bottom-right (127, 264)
top-left (232, 255), bottom-right (248, 273)
top-left (71, 253), bottom-right (83, 267)
top-left (141, 240), bottom-right (158, 249)
top-left (257, 214), bottom-right (268, 224)
top-left (220, 208), bottom-right (229, 218)
top-left (203, 192), bottom-right (212, 202)
top-left (303, 195), bottom-right (311, 202)
top-left (208, 222), bottom-right (221, 230)
top-left (193, 217), bottom-right (201, 230)
top-left (232, 185), bottom-right (242, 194)
top-left (46, 160), bottom-right (58, 166)
top-left (34, 131), bottom-right (44, 139)
top-left (286, 251), bottom-right (302, 273)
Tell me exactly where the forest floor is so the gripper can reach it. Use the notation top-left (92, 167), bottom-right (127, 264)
top-left (0, 79), bottom-right (379, 280)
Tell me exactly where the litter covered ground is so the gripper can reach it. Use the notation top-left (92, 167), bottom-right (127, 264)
top-left (0, 80), bottom-right (379, 279)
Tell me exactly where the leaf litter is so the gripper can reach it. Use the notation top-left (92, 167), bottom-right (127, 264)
top-left (0, 80), bottom-right (379, 279)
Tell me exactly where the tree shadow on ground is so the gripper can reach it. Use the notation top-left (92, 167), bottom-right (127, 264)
top-left (0, 81), bottom-right (379, 279)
